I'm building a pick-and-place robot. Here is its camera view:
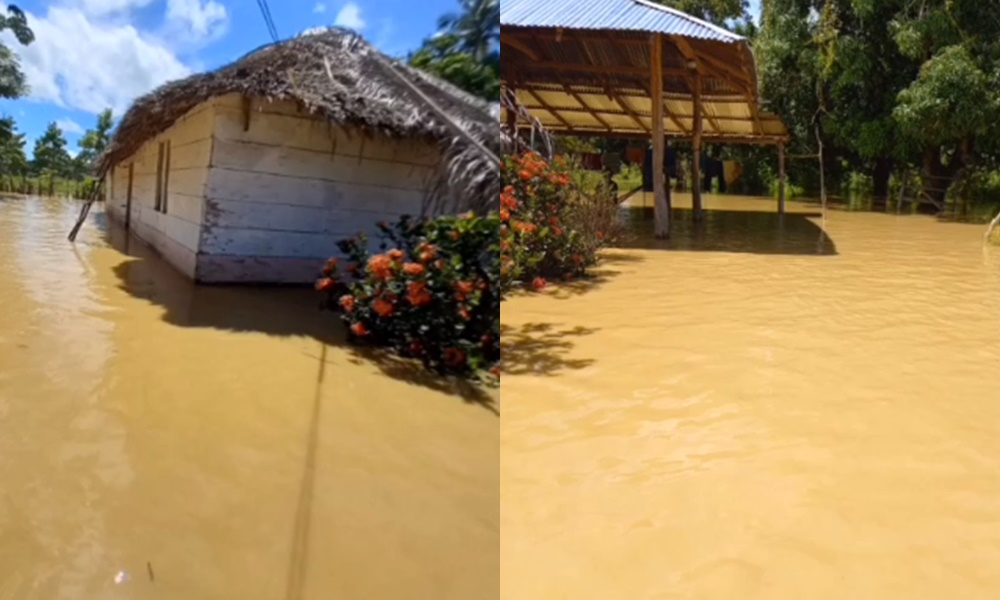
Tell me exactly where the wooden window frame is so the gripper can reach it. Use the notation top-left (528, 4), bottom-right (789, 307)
top-left (155, 140), bottom-right (171, 214)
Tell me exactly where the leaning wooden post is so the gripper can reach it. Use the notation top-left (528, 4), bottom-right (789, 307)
top-left (505, 85), bottom-right (517, 150)
top-left (691, 71), bottom-right (704, 221)
top-left (650, 33), bottom-right (669, 238)
top-left (778, 141), bottom-right (786, 214)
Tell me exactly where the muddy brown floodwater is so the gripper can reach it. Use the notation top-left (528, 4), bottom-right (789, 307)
top-left (503, 194), bottom-right (1000, 599)
top-left (0, 197), bottom-right (498, 599)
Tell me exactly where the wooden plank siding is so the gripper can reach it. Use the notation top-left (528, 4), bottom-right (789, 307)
top-left (104, 100), bottom-right (216, 279)
top-left (198, 94), bottom-right (445, 283)
top-left (105, 93), bottom-right (448, 284)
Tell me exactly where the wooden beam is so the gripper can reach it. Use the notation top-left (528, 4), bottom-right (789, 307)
top-left (500, 36), bottom-right (541, 61)
top-left (651, 33), bottom-right (669, 239)
top-left (524, 88), bottom-right (574, 131)
top-left (562, 85), bottom-right (613, 131)
top-left (511, 102), bottom-right (761, 123)
top-left (613, 92), bottom-right (650, 134)
top-left (505, 86), bottom-right (517, 133)
top-left (517, 83), bottom-right (769, 104)
top-left (692, 71), bottom-right (704, 222)
top-left (778, 141), bottom-right (787, 214)
top-left (522, 61), bottom-right (690, 78)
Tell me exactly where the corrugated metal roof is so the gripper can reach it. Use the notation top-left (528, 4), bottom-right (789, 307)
top-left (500, 0), bottom-right (744, 43)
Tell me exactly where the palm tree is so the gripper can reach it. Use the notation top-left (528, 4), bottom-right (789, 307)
top-left (438, 0), bottom-right (498, 61)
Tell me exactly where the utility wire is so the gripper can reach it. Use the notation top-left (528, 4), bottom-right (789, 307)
top-left (256, 0), bottom-right (279, 42)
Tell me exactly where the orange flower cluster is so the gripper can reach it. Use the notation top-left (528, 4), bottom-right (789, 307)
top-left (455, 280), bottom-right (475, 302)
top-left (373, 298), bottom-right (395, 318)
top-left (512, 221), bottom-right (538, 235)
top-left (417, 242), bottom-right (438, 263)
top-left (340, 295), bottom-right (357, 313)
top-left (368, 254), bottom-right (394, 281)
top-left (403, 262), bottom-right (425, 277)
top-left (407, 281), bottom-right (432, 307)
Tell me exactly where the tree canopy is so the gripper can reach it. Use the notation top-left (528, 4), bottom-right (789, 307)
top-left (0, 5), bottom-right (34, 99)
top-left (755, 0), bottom-right (1000, 205)
top-left (32, 122), bottom-right (71, 177)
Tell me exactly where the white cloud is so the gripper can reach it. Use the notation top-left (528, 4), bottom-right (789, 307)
top-left (56, 118), bottom-right (85, 135)
top-left (7, 6), bottom-right (191, 114)
top-left (313, 2), bottom-right (326, 13)
top-left (165, 0), bottom-right (227, 40)
top-left (335, 3), bottom-right (365, 30)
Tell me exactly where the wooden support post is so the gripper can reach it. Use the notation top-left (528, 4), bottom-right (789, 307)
top-left (778, 141), bottom-right (786, 214)
top-left (125, 163), bottom-right (134, 232)
top-left (692, 72), bottom-right (704, 222)
top-left (506, 86), bottom-right (517, 133)
top-left (650, 33), bottom-right (669, 238)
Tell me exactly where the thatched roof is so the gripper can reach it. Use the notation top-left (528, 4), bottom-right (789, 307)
top-left (100, 28), bottom-right (499, 212)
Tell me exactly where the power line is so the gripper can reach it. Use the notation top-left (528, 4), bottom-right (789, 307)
top-left (256, 0), bottom-right (279, 42)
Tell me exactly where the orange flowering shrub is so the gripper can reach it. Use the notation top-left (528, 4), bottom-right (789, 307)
top-left (500, 151), bottom-right (617, 293)
top-left (318, 214), bottom-right (500, 384)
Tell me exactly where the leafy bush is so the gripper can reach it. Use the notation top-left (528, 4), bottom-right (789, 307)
top-left (318, 214), bottom-right (500, 383)
top-left (500, 151), bottom-right (623, 292)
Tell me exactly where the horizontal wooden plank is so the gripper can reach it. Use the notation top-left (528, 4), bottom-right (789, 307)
top-left (210, 138), bottom-right (435, 191)
top-left (197, 255), bottom-right (328, 284)
top-left (215, 104), bottom-right (367, 158)
top-left (205, 168), bottom-right (426, 214)
top-left (129, 205), bottom-right (202, 252)
top-left (164, 192), bottom-right (204, 225)
top-left (170, 138), bottom-right (212, 171)
top-left (118, 102), bottom-right (214, 166)
top-left (130, 168), bottom-right (207, 203)
top-left (214, 100), bottom-right (442, 167)
top-left (201, 227), bottom-right (344, 258)
top-left (131, 218), bottom-right (198, 278)
top-left (204, 198), bottom-right (410, 235)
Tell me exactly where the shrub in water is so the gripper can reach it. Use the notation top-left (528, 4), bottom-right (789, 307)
top-left (318, 214), bottom-right (500, 384)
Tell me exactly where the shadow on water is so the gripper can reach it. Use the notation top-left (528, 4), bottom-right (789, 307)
top-left (618, 207), bottom-right (838, 256)
top-left (499, 323), bottom-right (598, 376)
top-left (103, 223), bottom-right (497, 415)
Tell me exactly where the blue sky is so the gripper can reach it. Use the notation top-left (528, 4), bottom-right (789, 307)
top-left (0, 0), bottom-right (458, 154)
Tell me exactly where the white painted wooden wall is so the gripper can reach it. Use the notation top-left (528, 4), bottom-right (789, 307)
top-left (105, 93), bottom-right (446, 284)
top-left (105, 101), bottom-right (215, 278)
top-left (198, 94), bottom-right (442, 283)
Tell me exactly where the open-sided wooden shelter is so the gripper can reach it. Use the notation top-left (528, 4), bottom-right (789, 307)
top-left (500, 0), bottom-right (789, 236)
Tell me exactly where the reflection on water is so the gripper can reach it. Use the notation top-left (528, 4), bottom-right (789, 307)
top-left (503, 193), bottom-right (1000, 599)
top-left (0, 197), bottom-right (498, 599)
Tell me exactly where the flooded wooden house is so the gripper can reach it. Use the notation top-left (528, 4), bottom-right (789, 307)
top-left (98, 29), bottom-right (497, 283)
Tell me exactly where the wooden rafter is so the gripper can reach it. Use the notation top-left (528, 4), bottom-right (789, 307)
top-left (611, 92), bottom-right (650, 133)
top-left (669, 37), bottom-right (725, 136)
top-left (630, 80), bottom-right (687, 135)
top-left (563, 85), bottom-right (613, 131)
top-left (501, 98), bottom-right (761, 123)
top-left (521, 61), bottom-right (691, 78)
top-left (736, 43), bottom-right (764, 135)
top-left (524, 88), bottom-right (574, 131)
top-left (500, 35), bottom-right (540, 61)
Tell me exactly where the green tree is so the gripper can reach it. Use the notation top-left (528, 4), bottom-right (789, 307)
top-left (890, 0), bottom-right (1000, 206)
top-left (409, 34), bottom-right (499, 100)
top-left (75, 108), bottom-right (114, 172)
top-left (437, 0), bottom-right (498, 61)
top-left (32, 122), bottom-right (72, 178)
top-left (0, 115), bottom-right (27, 176)
top-left (0, 6), bottom-right (35, 99)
